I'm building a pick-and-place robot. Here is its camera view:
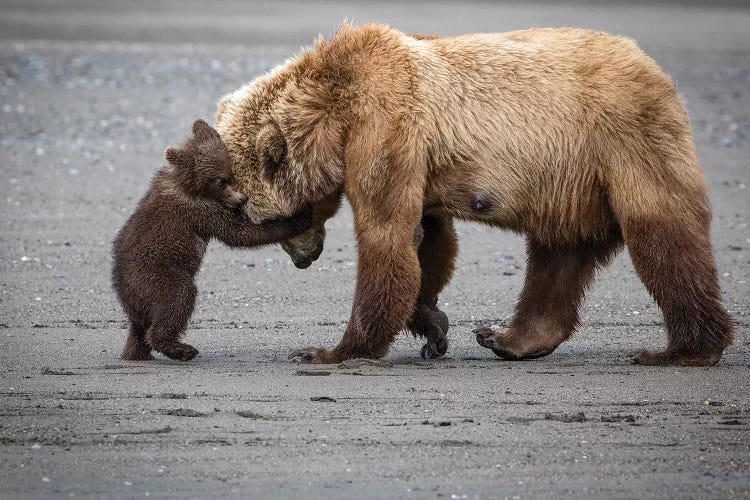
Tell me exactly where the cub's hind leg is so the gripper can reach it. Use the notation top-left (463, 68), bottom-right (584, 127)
top-left (122, 318), bottom-right (153, 361)
top-left (145, 284), bottom-right (199, 361)
top-left (476, 233), bottom-right (622, 360)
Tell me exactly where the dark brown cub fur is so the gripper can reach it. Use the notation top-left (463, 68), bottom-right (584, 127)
top-left (112, 119), bottom-right (311, 361)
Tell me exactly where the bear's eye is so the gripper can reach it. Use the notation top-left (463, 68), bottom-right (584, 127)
top-left (217, 178), bottom-right (229, 188)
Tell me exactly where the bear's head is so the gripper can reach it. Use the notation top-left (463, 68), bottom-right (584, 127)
top-left (215, 74), bottom-right (346, 224)
top-left (215, 58), bottom-right (350, 265)
top-left (165, 119), bottom-right (248, 209)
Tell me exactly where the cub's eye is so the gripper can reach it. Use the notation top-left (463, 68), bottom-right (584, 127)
top-left (217, 179), bottom-right (229, 188)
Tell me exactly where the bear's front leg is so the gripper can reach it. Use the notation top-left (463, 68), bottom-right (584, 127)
top-left (288, 122), bottom-right (427, 364)
top-left (290, 221), bottom-right (422, 363)
top-left (411, 303), bottom-right (450, 359)
top-left (406, 215), bottom-right (458, 359)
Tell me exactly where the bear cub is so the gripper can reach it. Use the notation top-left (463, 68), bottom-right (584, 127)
top-left (112, 119), bottom-right (311, 361)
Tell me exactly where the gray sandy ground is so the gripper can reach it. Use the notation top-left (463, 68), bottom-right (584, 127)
top-left (0, 1), bottom-right (748, 498)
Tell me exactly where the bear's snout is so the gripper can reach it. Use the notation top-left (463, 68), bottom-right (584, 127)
top-left (292, 257), bottom-right (313, 269)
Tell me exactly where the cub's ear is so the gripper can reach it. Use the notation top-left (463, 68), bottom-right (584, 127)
top-left (192, 119), bottom-right (220, 141)
top-left (256, 122), bottom-right (287, 183)
top-left (165, 147), bottom-right (194, 169)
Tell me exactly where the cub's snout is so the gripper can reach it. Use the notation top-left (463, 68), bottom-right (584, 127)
top-left (224, 187), bottom-right (248, 208)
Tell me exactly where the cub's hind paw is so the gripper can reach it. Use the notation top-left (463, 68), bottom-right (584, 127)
top-left (122, 343), bottom-right (154, 361)
top-left (159, 343), bottom-right (199, 361)
top-left (122, 350), bottom-right (154, 361)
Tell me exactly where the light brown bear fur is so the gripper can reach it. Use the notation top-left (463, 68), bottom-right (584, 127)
top-left (215, 24), bottom-right (734, 366)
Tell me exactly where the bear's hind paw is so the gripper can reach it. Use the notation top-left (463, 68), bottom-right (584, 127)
top-left (289, 347), bottom-right (339, 364)
top-left (631, 349), bottom-right (723, 367)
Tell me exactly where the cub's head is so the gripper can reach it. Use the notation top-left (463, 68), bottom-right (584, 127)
top-left (165, 119), bottom-right (248, 209)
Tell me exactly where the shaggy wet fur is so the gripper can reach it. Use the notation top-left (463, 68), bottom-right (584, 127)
top-left (112, 120), bottom-right (311, 361)
top-left (216, 25), bottom-right (734, 366)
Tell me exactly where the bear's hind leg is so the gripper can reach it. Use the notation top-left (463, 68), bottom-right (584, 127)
top-left (122, 319), bottom-right (153, 361)
top-left (145, 285), bottom-right (199, 361)
top-left (475, 232), bottom-right (622, 360)
top-left (622, 218), bottom-right (733, 366)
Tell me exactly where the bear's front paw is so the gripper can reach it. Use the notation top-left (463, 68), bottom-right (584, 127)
top-left (473, 326), bottom-right (553, 361)
top-left (410, 305), bottom-right (450, 359)
top-left (288, 347), bottom-right (339, 364)
top-left (420, 336), bottom-right (449, 359)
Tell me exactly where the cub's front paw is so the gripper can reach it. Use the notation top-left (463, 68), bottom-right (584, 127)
top-left (159, 342), bottom-right (199, 361)
top-left (289, 347), bottom-right (339, 364)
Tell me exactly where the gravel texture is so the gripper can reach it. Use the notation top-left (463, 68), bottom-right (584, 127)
top-left (0, 1), bottom-right (748, 498)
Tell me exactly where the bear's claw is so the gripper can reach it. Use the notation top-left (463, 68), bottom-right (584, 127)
top-left (631, 349), bottom-right (723, 367)
top-left (289, 347), bottom-right (336, 364)
top-left (474, 326), bottom-right (553, 361)
top-left (420, 336), bottom-right (449, 359)
top-left (412, 306), bottom-right (450, 359)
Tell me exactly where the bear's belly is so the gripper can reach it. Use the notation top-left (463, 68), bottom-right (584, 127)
top-left (424, 175), bottom-right (614, 243)
top-left (424, 185), bottom-right (516, 227)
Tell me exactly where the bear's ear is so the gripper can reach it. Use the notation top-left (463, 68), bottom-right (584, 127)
top-left (192, 119), bottom-right (220, 142)
top-left (256, 122), bottom-right (287, 183)
top-left (216, 93), bottom-right (232, 123)
top-left (165, 147), bottom-right (194, 169)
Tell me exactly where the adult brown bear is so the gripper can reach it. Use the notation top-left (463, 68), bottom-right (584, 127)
top-left (215, 24), bottom-right (734, 366)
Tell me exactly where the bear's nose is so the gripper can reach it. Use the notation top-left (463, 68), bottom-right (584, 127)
top-left (238, 193), bottom-right (248, 205)
top-left (294, 257), bottom-right (312, 269)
